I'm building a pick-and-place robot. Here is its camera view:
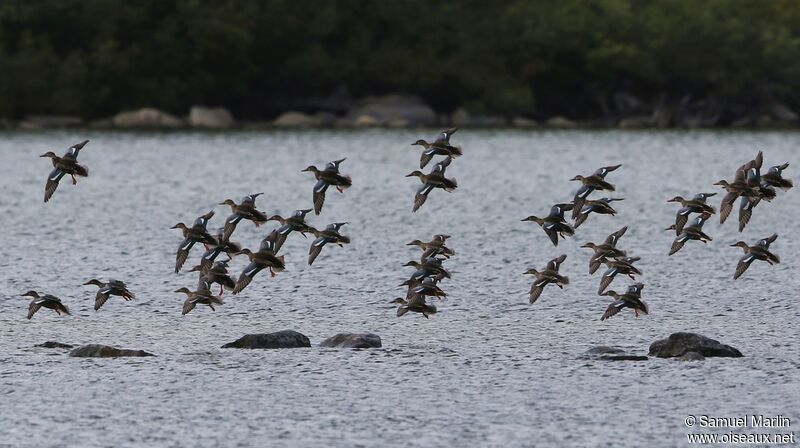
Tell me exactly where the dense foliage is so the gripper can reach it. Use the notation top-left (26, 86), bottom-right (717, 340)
top-left (1, 0), bottom-right (799, 119)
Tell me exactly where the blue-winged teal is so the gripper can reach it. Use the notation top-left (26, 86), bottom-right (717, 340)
top-left (267, 209), bottom-right (317, 252)
top-left (731, 234), bottom-right (780, 279)
top-left (83, 279), bottom-right (135, 311)
top-left (668, 212), bottom-right (712, 255)
top-left (523, 254), bottom-right (569, 303)
top-left (308, 222), bottom-right (350, 265)
top-left (574, 197), bottom-right (624, 229)
top-left (407, 157), bottom-right (457, 212)
top-left (667, 193), bottom-right (716, 234)
top-left (522, 203), bottom-right (574, 246)
top-left (600, 283), bottom-right (648, 320)
top-left (188, 261), bottom-right (236, 295)
top-left (40, 140), bottom-right (90, 202)
top-left (570, 164), bottom-right (621, 218)
top-left (220, 193), bottom-right (268, 240)
top-left (302, 158), bottom-right (352, 215)
top-left (391, 294), bottom-right (437, 318)
top-left (22, 291), bottom-right (70, 319)
top-left (233, 230), bottom-right (286, 294)
top-left (176, 282), bottom-right (223, 315)
top-left (171, 211), bottom-right (217, 273)
top-left (761, 163), bottom-right (793, 191)
top-left (598, 256), bottom-right (641, 294)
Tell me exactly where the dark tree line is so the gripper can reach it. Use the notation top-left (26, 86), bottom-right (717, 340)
top-left (1, 0), bottom-right (799, 120)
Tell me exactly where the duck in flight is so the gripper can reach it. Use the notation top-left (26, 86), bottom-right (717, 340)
top-left (573, 197), bottom-right (624, 229)
top-left (407, 156), bottom-right (458, 212)
top-left (407, 235), bottom-right (456, 259)
top-left (188, 261), bottom-right (236, 295)
top-left (597, 256), bottom-right (641, 294)
top-left (22, 291), bottom-right (70, 319)
top-left (199, 229), bottom-right (242, 270)
top-left (171, 211), bottom-right (217, 273)
top-left (177, 281), bottom-right (223, 315)
top-left (302, 158), bottom-right (352, 214)
top-left (308, 222), bottom-right (350, 265)
top-left (600, 283), bottom-right (648, 321)
top-left (522, 203), bottom-right (574, 246)
top-left (391, 294), bottom-right (437, 318)
top-left (667, 193), bottom-right (716, 234)
top-left (83, 279), bottom-right (135, 311)
top-left (524, 254), bottom-right (569, 304)
top-left (668, 212), bottom-right (712, 255)
top-left (411, 128), bottom-right (462, 169)
top-left (220, 193), bottom-right (268, 241)
top-left (581, 226), bottom-right (628, 274)
top-left (267, 209), bottom-right (317, 252)
top-left (233, 231), bottom-right (286, 294)
top-left (569, 164), bottom-right (621, 219)
top-left (40, 140), bottom-right (90, 202)
top-left (731, 234), bottom-right (780, 279)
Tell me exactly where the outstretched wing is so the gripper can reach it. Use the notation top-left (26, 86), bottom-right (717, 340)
top-left (308, 238), bottom-right (327, 265)
top-left (600, 300), bottom-right (625, 321)
top-left (313, 181), bottom-right (328, 215)
top-left (44, 168), bottom-right (66, 203)
top-left (733, 254), bottom-right (755, 279)
top-left (94, 288), bottom-right (112, 311)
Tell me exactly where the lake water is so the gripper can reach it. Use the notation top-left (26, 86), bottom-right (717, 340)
top-left (1, 129), bottom-right (798, 447)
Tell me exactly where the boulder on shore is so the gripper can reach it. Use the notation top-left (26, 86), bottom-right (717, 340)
top-left (545, 116), bottom-right (577, 128)
top-left (347, 95), bottom-right (436, 126)
top-left (222, 330), bottom-right (311, 349)
top-left (272, 111), bottom-right (320, 128)
top-left (319, 333), bottom-right (382, 348)
top-left (19, 115), bottom-right (83, 129)
top-left (112, 108), bottom-right (183, 128)
top-left (189, 106), bottom-right (235, 128)
top-left (36, 341), bottom-right (74, 349)
top-left (649, 332), bottom-right (742, 358)
top-left (69, 344), bottom-right (154, 358)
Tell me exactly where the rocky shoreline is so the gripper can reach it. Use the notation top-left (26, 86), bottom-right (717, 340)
top-left (4, 94), bottom-right (800, 131)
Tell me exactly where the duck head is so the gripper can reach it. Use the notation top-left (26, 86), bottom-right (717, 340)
top-left (83, 279), bottom-right (104, 287)
top-left (219, 199), bottom-right (237, 208)
top-left (406, 239), bottom-right (424, 247)
top-left (389, 298), bottom-right (407, 305)
top-left (580, 242), bottom-right (597, 249)
top-left (730, 241), bottom-right (750, 250)
top-left (713, 180), bottom-right (730, 188)
top-left (601, 290), bottom-right (621, 299)
top-left (523, 268), bottom-right (539, 276)
top-left (570, 175), bottom-right (586, 182)
top-left (521, 215), bottom-right (543, 224)
top-left (667, 196), bottom-right (685, 203)
top-left (39, 151), bottom-right (58, 159)
top-left (402, 261), bottom-right (421, 269)
top-left (411, 139), bottom-right (430, 147)
top-left (170, 223), bottom-right (188, 231)
top-left (21, 290), bottom-right (40, 298)
top-left (301, 165), bottom-right (320, 174)
top-left (405, 170), bottom-right (425, 179)
top-left (174, 287), bottom-right (192, 295)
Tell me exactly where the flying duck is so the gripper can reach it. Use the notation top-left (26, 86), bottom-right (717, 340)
top-left (411, 128), bottom-right (462, 168)
top-left (40, 139), bottom-right (90, 202)
top-left (761, 163), bottom-right (793, 191)
top-left (267, 209), bottom-right (317, 252)
top-left (199, 229), bottom-right (242, 270)
top-left (667, 193), bottom-right (716, 234)
top-left (668, 212), bottom-right (713, 255)
top-left (308, 222), bottom-right (351, 265)
top-left (600, 283), bottom-right (648, 320)
top-left (522, 203), bottom-right (574, 246)
top-left (573, 197), bottom-right (624, 229)
top-left (731, 234), bottom-right (780, 279)
top-left (171, 210), bottom-right (217, 273)
top-left (302, 158), bottom-right (352, 214)
top-left (597, 256), bottom-right (641, 294)
top-left (407, 156), bottom-right (458, 212)
top-left (570, 164), bottom-right (621, 218)
top-left (83, 279), bottom-right (135, 311)
top-left (524, 254), bottom-right (569, 303)
top-left (220, 193), bottom-right (268, 241)
top-left (22, 291), bottom-right (70, 319)
top-left (391, 294), bottom-right (437, 318)
top-left (176, 282), bottom-right (224, 315)
top-left (233, 231), bottom-right (286, 294)
top-left (188, 261), bottom-right (236, 295)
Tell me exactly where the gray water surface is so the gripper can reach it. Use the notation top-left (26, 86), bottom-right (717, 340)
top-left (1, 130), bottom-right (798, 447)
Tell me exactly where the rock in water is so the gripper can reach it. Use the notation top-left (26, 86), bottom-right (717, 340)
top-left (680, 351), bottom-right (706, 362)
top-left (189, 106), bottom-right (235, 128)
top-left (581, 346), bottom-right (648, 361)
top-left (319, 333), bottom-right (382, 348)
top-left (69, 344), bottom-right (154, 358)
top-left (36, 341), bottom-right (74, 349)
top-left (221, 330), bottom-right (311, 349)
top-left (649, 333), bottom-right (742, 358)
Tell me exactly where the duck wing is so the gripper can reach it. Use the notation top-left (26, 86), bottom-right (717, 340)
top-left (413, 184), bottom-right (433, 212)
top-left (44, 168), bottom-right (66, 203)
top-left (175, 238), bottom-right (195, 273)
top-left (308, 238), bottom-right (327, 265)
top-left (734, 254), bottom-right (755, 279)
top-left (738, 196), bottom-right (755, 232)
top-left (27, 301), bottom-right (42, 319)
top-left (574, 208), bottom-right (590, 229)
top-left (420, 149), bottom-right (437, 169)
top-left (668, 235), bottom-right (689, 256)
top-left (598, 269), bottom-right (617, 294)
top-left (223, 214), bottom-right (242, 241)
top-left (313, 180), bottom-right (328, 215)
top-left (181, 297), bottom-right (197, 315)
top-left (542, 224), bottom-right (559, 247)
top-left (600, 300), bottom-right (625, 321)
top-left (233, 262), bottom-right (263, 294)
top-left (94, 288), bottom-right (112, 311)
top-left (529, 284), bottom-right (545, 304)
top-left (719, 192), bottom-right (737, 224)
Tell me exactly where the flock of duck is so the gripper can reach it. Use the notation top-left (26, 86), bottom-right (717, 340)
top-left (23, 133), bottom-right (791, 322)
top-left (520, 150), bottom-right (791, 320)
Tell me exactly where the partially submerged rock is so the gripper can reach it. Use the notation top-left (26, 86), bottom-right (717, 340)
top-left (69, 344), bottom-right (154, 358)
top-left (649, 332), bottom-right (742, 358)
top-left (36, 341), bottom-right (74, 349)
top-left (347, 95), bottom-right (436, 126)
top-left (272, 111), bottom-right (320, 127)
top-left (222, 330), bottom-right (310, 349)
top-left (581, 346), bottom-right (648, 361)
top-left (319, 333), bottom-right (382, 348)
